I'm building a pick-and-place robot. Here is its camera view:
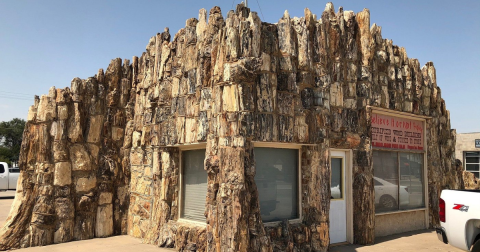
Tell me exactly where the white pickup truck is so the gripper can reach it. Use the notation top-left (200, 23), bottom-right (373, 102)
top-left (437, 189), bottom-right (480, 251)
top-left (0, 162), bottom-right (19, 191)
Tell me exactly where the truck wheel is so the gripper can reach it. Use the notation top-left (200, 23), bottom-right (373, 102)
top-left (472, 239), bottom-right (480, 252)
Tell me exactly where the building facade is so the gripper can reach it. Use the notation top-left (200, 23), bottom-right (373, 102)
top-left (456, 133), bottom-right (480, 179)
top-left (0, 4), bottom-right (462, 251)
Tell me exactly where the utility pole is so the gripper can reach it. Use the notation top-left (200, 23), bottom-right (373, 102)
top-left (245, 0), bottom-right (248, 7)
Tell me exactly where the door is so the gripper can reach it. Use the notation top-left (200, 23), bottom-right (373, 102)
top-left (329, 151), bottom-right (346, 244)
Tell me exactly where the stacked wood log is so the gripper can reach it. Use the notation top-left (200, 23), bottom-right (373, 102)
top-left (463, 170), bottom-right (480, 190)
top-left (0, 3), bottom-right (461, 251)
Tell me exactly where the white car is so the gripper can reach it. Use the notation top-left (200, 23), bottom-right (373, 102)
top-left (0, 162), bottom-right (19, 191)
top-left (330, 177), bottom-right (410, 210)
top-left (374, 176), bottom-right (409, 210)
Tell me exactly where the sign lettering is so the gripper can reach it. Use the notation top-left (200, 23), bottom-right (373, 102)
top-left (371, 113), bottom-right (424, 150)
top-left (476, 139), bottom-right (480, 148)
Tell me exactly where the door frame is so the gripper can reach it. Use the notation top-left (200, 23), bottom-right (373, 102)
top-left (329, 149), bottom-right (353, 244)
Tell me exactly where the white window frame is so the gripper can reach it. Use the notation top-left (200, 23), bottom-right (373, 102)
top-left (253, 142), bottom-right (303, 225)
top-left (178, 143), bottom-right (208, 225)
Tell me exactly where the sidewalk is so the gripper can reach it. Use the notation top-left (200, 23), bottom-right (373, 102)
top-left (11, 230), bottom-right (462, 252)
top-left (331, 229), bottom-right (463, 252)
top-left (0, 191), bottom-right (462, 251)
top-left (12, 235), bottom-right (174, 252)
top-left (0, 190), bottom-right (15, 227)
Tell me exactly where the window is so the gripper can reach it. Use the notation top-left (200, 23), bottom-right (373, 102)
top-left (373, 150), bottom-right (425, 213)
top-left (465, 152), bottom-right (480, 178)
top-left (0, 164), bottom-right (4, 173)
top-left (254, 147), bottom-right (299, 222)
top-left (181, 149), bottom-right (207, 222)
top-left (9, 168), bottom-right (20, 173)
top-left (331, 157), bottom-right (343, 199)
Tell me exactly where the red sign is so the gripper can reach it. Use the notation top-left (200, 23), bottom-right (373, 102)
top-left (371, 113), bottom-right (424, 150)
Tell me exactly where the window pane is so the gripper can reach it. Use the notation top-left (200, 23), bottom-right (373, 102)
top-left (254, 148), bottom-right (298, 222)
top-left (399, 153), bottom-right (424, 210)
top-left (182, 149), bottom-right (207, 222)
top-left (373, 151), bottom-right (399, 213)
top-left (473, 172), bottom-right (479, 179)
top-left (466, 152), bottom-right (480, 157)
top-left (466, 164), bottom-right (480, 171)
top-left (9, 168), bottom-right (20, 173)
top-left (466, 157), bottom-right (480, 164)
top-left (331, 158), bottom-right (343, 199)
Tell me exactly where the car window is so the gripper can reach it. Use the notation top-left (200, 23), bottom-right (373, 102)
top-left (9, 168), bottom-right (20, 173)
top-left (0, 164), bottom-right (4, 173)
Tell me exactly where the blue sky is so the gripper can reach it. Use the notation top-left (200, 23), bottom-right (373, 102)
top-left (0, 0), bottom-right (478, 133)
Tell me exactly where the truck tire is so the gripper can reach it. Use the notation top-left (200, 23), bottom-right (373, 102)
top-left (472, 239), bottom-right (480, 252)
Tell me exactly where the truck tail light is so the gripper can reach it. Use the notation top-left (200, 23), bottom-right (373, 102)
top-left (439, 198), bottom-right (446, 223)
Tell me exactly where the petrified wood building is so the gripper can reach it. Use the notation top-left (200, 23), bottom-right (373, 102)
top-left (0, 3), bottom-right (462, 251)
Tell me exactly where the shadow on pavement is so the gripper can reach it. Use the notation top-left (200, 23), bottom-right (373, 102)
top-left (330, 229), bottom-right (436, 252)
top-left (330, 244), bottom-right (361, 252)
top-left (374, 229), bottom-right (433, 244)
top-left (0, 190), bottom-right (16, 199)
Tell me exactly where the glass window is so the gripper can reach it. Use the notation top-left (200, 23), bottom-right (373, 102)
top-left (465, 152), bottom-right (480, 178)
top-left (254, 147), bottom-right (298, 222)
top-left (466, 164), bottom-right (479, 171)
top-left (331, 158), bottom-right (343, 199)
top-left (181, 149), bottom-right (207, 222)
top-left (373, 151), bottom-right (399, 213)
top-left (0, 164), bottom-right (4, 173)
top-left (399, 153), bottom-right (424, 210)
top-left (373, 150), bottom-right (425, 213)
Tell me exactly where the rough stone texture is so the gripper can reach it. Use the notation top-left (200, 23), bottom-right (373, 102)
top-left (463, 171), bottom-right (480, 190)
top-left (0, 3), bottom-right (463, 251)
top-left (54, 162), bottom-right (72, 186)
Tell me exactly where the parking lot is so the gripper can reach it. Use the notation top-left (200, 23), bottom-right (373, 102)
top-left (0, 191), bottom-right (463, 252)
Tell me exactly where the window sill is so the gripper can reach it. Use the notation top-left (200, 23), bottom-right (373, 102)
top-left (375, 208), bottom-right (426, 216)
top-left (177, 218), bottom-right (207, 227)
top-left (263, 218), bottom-right (302, 227)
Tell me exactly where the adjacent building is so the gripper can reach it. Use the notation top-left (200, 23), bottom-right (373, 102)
top-left (456, 132), bottom-right (480, 178)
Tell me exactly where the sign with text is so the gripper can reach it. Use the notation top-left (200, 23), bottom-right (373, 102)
top-left (371, 113), bottom-right (424, 150)
top-left (476, 139), bottom-right (480, 148)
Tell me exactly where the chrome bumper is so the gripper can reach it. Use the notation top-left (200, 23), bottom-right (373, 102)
top-left (435, 227), bottom-right (448, 244)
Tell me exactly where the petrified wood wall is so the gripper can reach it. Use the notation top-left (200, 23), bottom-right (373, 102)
top-left (463, 170), bottom-right (480, 190)
top-left (0, 2), bottom-right (461, 251)
top-left (0, 60), bottom-right (133, 249)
